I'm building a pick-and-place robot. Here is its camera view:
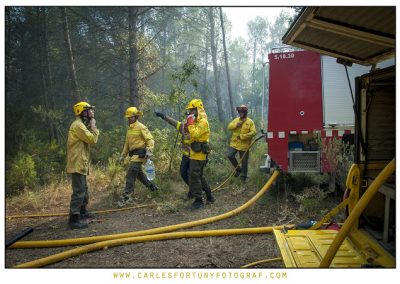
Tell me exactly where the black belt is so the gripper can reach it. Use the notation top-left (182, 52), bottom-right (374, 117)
top-left (129, 148), bottom-right (146, 158)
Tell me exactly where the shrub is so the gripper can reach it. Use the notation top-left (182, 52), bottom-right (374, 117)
top-left (316, 134), bottom-right (354, 195)
top-left (91, 126), bottom-right (125, 164)
top-left (6, 152), bottom-right (38, 195)
top-left (291, 186), bottom-right (330, 214)
top-left (12, 130), bottom-right (66, 186)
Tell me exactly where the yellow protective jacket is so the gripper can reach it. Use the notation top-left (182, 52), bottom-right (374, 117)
top-left (164, 116), bottom-right (190, 157)
top-left (66, 118), bottom-right (99, 175)
top-left (188, 108), bottom-right (210, 161)
top-left (122, 121), bottom-right (155, 163)
top-left (227, 117), bottom-right (256, 151)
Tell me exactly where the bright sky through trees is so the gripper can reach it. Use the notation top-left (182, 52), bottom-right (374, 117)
top-left (223, 7), bottom-right (295, 40)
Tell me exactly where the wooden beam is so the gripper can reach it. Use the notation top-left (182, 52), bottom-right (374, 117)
top-left (290, 41), bottom-right (370, 66)
top-left (308, 18), bottom-right (395, 48)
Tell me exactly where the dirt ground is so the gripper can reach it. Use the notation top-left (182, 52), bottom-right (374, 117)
top-left (5, 173), bottom-right (310, 268)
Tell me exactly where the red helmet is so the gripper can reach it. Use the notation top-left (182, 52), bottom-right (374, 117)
top-left (236, 104), bottom-right (248, 113)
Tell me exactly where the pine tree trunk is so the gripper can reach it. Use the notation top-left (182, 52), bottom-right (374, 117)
top-left (219, 7), bottom-right (235, 120)
top-left (60, 7), bottom-right (80, 102)
top-left (201, 36), bottom-right (209, 106)
top-left (38, 8), bottom-right (57, 142)
top-left (128, 7), bottom-right (139, 106)
top-left (208, 7), bottom-right (224, 122)
top-left (252, 40), bottom-right (257, 101)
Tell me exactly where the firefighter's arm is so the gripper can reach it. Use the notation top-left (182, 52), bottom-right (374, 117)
top-left (227, 118), bottom-right (239, 130)
top-left (164, 116), bottom-right (181, 129)
top-left (155, 112), bottom-right (181, 130)
top-left (239, 121), bottom-right (257, 140)
top-left (75, 123), bottom-right (99, 144)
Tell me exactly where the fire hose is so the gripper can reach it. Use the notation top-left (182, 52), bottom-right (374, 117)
top-left (10, 170), bottom-right (280, 249)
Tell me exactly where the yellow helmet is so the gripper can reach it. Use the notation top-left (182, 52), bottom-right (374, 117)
top-left (125, 107), bottom-right (143, 118)
top-left (73, 102), bottom-right (94, 116)
top-left (186, 99), bottom-right (204, 110)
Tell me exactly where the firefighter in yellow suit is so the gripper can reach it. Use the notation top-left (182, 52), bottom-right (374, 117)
top-left (186, 99), bottom-right (215, 209)
top-left (66, 102), bottom-right (99, 229)
top-left (227, 104), bottom-right (256, 182)
top-left (118, 107), bottom-right (158, 206)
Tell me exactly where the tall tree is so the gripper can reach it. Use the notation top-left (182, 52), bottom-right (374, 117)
top-left (208, 7), bottom-right (224, 122)
top-left (38, 7), bottom-right (57, 141)
top-left (128, 7), bottom-right (139, 106)
top-left (247, 16), bottom-right (268, 117)
top-left (228, 38), bottom-right (249, 105)
top-left (60, 7), bottom-right (80, 102)
top-left (219, 7), bottom-right (235, 120)
top-left (269, 10), bottom-right (292, 47)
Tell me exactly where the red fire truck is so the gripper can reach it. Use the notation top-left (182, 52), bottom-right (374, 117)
top-left (264, 49), bottom-right (372, 172)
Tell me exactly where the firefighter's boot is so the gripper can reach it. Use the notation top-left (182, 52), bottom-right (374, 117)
top-left (184, 191), bottom-right (194, 201)
top-left (117, 193), bottom-right (134, 207)
top-left (203, 186), bottom-right (215, 203)
top-left (69, 214), bottom-right (88, 229)
top-left (191, 197), bottom-right (204, 210)
top-left (149, 183), bottom-right (159, 192)
top-left (80, 205), bottom-right (95, 219)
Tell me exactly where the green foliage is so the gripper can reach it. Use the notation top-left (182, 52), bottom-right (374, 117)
top-left (12, 130), bottom-right (66, 187)
top-left (315, 134), bottom-right (354, 191)
top-left (32, 105), bottom-right (63, 122)
top-left (151, 127), bottom-right (182, 174)
top-left (104, 154), bottom-right (125, 203)
top-left (91, 126), bottom-right (125, 163)
top-left (204, 121), bottom-right (232, 184)
top-left (6, 152), bottom-right (38, 195)
top-left (291, 186), bottom-right (330, 215)
top-left (169, 56), bottom-right (200, 110)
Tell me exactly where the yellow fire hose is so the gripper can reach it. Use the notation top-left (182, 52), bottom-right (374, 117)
top-left (319, 158), bottom-right (395, 267)
top-left (10, 170), bottom-right (280, 249)
top-left (14, 226), bottom-right (291, 268)
top-left (241, 257), bottom-right (283, 268)
top-left (310, 198), bottom-right (350, 230)
top-left (6, 203), bottom-right (158, 219)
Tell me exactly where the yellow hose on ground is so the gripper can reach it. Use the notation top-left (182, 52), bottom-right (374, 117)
top-left (14, 226), bottom-right (290, 268)
top-left (10, 170), bottom-right (280, 249)
top-left (310, 198), bottom-right (349, 230)
top-left (6, 204), bottom-right (158, 219)
top-left (241, 257), bottom-right (283, 268)
top-left (319, 158), bottom-right (395, 268)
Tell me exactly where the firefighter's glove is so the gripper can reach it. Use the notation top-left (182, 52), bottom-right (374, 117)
top-left (145, 149), bottom-right (153, 158)
top-left (186, 114), bottom-right (195, 126)
top-left (118, 156), bottom-right (125, 164)
top-left (154, 111), bottom-right (165, 120)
